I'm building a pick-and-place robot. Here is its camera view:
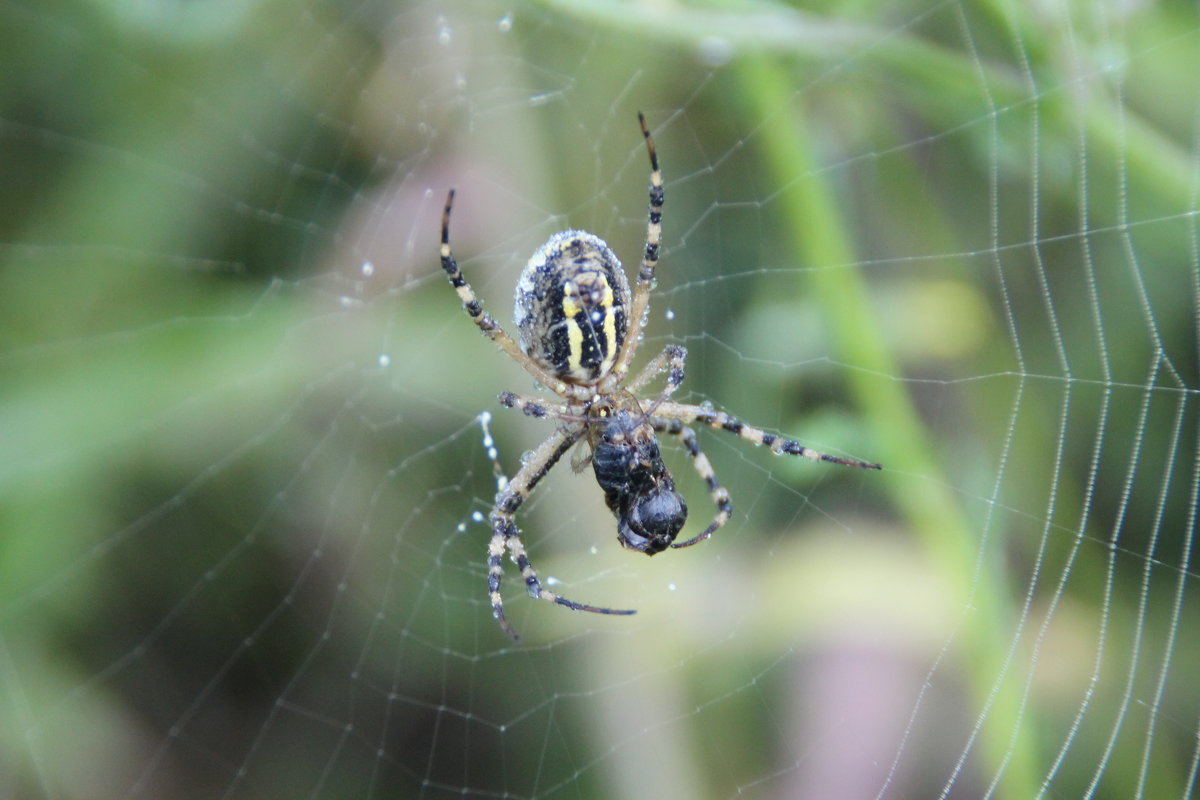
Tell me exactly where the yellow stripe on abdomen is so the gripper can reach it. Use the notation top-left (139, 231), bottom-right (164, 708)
top-left (561, 281), bottom-right (586, 379)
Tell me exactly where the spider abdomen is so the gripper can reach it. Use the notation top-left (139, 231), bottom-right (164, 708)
top-left (514, 230), bottom-right (631, 384)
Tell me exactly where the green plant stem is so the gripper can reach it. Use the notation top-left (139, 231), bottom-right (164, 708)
top-left (734, 56), bottom-right (1040, 799)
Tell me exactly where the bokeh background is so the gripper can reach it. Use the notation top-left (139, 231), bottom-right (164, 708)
top-left (2, 1), bottom-right (1197, 798)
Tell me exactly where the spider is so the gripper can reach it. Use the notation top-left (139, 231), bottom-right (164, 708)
top-left (440, 112), bottom-right (880, 639)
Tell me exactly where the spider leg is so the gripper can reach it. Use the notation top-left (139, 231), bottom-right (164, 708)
top-left (611, 112), bottom-right (664, 384)
top-left (652, 401), bottom-right (883, 470)
top-left (498, 391), bottom-right (572, 420)
top-left (624, 344), bottom-right (686, 407)
top-left (502, 334), bottom-right (685, 421)
top-left (484, 526), bottom-right (520, 639)
top-left (440, 190), bottom-right (574, 398)
top-left (652, 419), bottom-right (732, 549)
top-left (488, 424), bottom-right (636, 639)
top-left (498, 393), bottom-right (596, 471)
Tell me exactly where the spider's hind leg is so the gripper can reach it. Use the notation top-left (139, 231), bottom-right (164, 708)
top-left (625, 344), bottom-right (687, 409)
top-left (440, 190), bottom-right (571, 396)
top-left (612, 112), bottom-right (665, 383)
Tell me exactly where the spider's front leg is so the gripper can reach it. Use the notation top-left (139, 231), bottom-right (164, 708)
top-left (655, 401), bottom-right (882, 470)
top-left (485, 516), bottom-right (521, 639)
top-left (487, 425), bottom-right (636, 639)
top-left (652, 419), bottom-right (733, 549)
top-left (650, 402), bottom-right (880, 549)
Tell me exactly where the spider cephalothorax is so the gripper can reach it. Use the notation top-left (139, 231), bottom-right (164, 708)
top-left (440, 112), bottom-right (880, 639)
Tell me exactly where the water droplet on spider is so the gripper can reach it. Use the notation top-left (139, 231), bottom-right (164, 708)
top-left (520, 450), bottom-right (535, 465)
top-left (699, 399), bottom-right (715, 411)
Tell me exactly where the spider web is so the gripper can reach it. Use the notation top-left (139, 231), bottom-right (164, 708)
top-left (2, 1), bottom-right (1198, 798)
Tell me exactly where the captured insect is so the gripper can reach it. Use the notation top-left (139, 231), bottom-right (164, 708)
top-left (440, 112), bottom-right (880, 638)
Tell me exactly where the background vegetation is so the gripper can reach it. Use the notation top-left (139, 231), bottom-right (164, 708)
top-left (1, 1), bottom-right (1197, 797)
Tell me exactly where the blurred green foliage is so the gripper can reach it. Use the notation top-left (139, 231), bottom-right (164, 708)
top-left (1, 1), bottom-right (1197, 798)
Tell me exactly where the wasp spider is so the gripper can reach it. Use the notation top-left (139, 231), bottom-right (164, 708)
top-left (440, 112), bottom-right (880, 639)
